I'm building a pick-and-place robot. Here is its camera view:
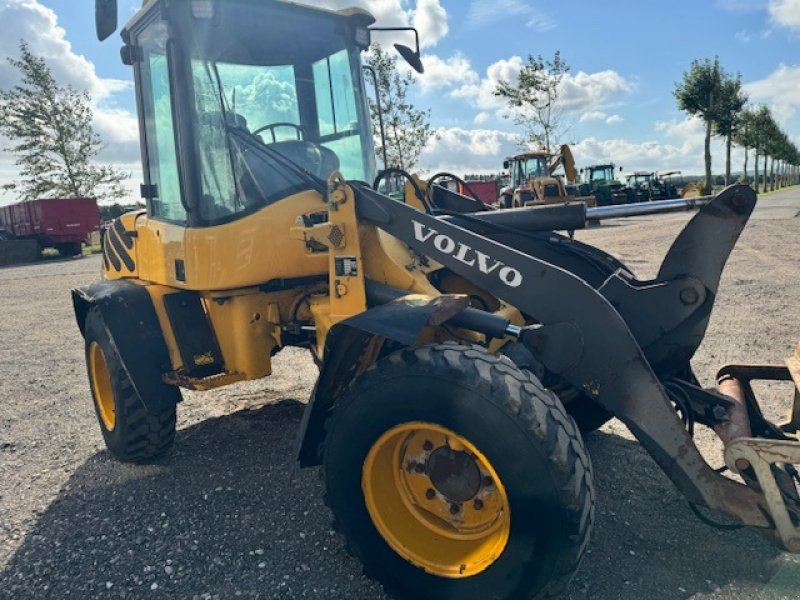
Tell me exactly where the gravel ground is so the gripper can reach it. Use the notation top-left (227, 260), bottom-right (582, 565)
top-left (1, 189), bottom-right (799, 599)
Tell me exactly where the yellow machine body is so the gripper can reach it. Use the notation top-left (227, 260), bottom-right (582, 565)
top-left (101, 174), bottom-right (519, 390)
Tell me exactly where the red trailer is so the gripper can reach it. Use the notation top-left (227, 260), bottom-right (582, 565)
top-left (458, 180), bottom-right (499, 205)
top-left (0, 197), bottom-right (100, 256)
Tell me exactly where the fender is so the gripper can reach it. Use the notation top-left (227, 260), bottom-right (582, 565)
top-left (71, 279), bottom-right (177, 412)
top-left (296, 292), bottom-right (470, 466)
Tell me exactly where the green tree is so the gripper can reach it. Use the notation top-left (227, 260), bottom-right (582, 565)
top-left (494, 51), bottom-right (570, 154)
top-left (364, 44), bottom-right (435, 172)
top-left (713, 73), bottom-right (747, 185)
top-left (674, 57), bottom-right (723, 194)
top-left (0, 41), bottom-right (128, 201)
top-left (734, 108), bottom-right (758, 183)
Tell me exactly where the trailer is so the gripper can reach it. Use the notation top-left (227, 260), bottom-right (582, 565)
top-left (0, 197), bottom-right (100, 256)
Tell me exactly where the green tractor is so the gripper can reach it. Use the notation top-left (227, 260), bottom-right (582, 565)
top-left (579, 163), bottom-right (636, 205)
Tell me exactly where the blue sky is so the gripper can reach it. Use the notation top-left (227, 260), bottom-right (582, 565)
top-left (0, 0), bottom-right (798, 203)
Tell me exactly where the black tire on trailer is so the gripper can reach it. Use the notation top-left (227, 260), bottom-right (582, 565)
top-left (83, 307), bottom-right (178, 462)
top-left (323, 343), bottom-right (594, 600)
top-left (56, 242), bottom-right (82, 257)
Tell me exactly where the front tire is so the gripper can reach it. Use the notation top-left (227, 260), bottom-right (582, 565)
top-left (323, 344), bottom-right (594, 600)
top-left (84, 308), bottom-right (178, 462)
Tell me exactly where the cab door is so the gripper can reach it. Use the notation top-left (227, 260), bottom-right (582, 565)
top-left (129, 12), bottom-right (188, 287)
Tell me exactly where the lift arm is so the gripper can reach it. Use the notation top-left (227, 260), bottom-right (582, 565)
top-left (351, 182), bottom-right (776, 532)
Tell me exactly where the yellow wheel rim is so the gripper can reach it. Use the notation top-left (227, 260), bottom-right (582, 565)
top-left (89, 341), bottom-right (116, 431)
top-left (362, 422), bottom-right (510, 578)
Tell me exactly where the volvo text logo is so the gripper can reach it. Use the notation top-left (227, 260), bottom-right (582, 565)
top-left (412, 221), bottom-right (523, 288)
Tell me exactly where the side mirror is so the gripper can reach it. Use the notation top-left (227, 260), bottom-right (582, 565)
top-left (503, 160), bottom-right (510, 169)
top-left (370, 27), bottom-right (425, 74)
top-left (96, 0), bottom-right (118, 41)
top-left (394, 44), bottom-right (424, 74)
top-left (619, 166), bottom-right (623, 172)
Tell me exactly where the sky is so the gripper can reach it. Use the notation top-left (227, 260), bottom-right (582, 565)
top-left (0, 0), bottom-right (798, 204)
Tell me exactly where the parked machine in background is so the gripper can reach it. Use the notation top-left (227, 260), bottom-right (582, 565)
top-left (625, 171), bottom-right (678, 202)
top-left (0, 197), bottom-right (100, 256)
top-left (660, 170), bottom-right (703, 198)
top-left (579, 163), bottom-right (636, 205)
top-left (499, 145), bottom-right (595, 208)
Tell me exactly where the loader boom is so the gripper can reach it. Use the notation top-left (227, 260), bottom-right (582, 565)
top-left (345, 182), bottom-right (776, 530)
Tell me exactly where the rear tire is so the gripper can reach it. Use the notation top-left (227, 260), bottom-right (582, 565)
top-left (57, 242), bottom-right (82, 257)
top-left (323, 343), bottom-right (594, 600)
top-left (84, 308), bottom-right (178, 462)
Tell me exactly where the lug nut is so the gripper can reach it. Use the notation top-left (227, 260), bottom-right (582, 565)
top-left (483, 476), bottom-right (493, 487)
top-left (473, 499), bottom-right (484, 510)
top-left (449, 503), bottom-right (460, 515)
top-left (425, 488), bottom-right (436, 500)
top-left (423, 440), bottom-right (433, 451)
top-left (414, 462), bottom-right (425, 474)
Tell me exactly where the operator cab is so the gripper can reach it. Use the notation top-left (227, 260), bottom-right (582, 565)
top-left (122, 0), bottom-right (379, 227)
top-left (506, 154), bottom-right (549, 188)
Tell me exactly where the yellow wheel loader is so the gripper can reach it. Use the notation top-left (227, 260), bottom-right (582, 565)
top-left (74, 1), bottom-right (800, 598)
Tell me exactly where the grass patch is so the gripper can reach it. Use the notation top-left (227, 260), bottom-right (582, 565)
top-left (756, 184), bottom-right (799, 199)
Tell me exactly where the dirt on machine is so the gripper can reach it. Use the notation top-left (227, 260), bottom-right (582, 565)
top-left (74, 2), bottom-right (800, 599)
top-left (498, 145), bottom-right (596, 209)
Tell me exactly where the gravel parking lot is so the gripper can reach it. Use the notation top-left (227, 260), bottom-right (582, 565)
top-left (1, 189), bottom-right (799, 599)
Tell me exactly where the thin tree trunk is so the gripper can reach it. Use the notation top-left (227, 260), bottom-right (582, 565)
top-left (743, 145), bottom-right (748, 182)
top-left (753, 150), bottom-right (759, 191)
top-left (763, 153), bottom-right (769, 193)
top-left (725, 134), bottom-right (732, 185)
top-left (704, 117), bottom-right (712, 194)
top-left (770, 156), bottom-right (775, 191)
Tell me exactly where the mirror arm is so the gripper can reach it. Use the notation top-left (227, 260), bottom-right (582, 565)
top-left (368, 26), bottom-right (421, 55)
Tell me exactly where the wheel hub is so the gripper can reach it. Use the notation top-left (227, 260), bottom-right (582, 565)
top-left (427, 446), bottom-right (481, 502)
top-left (362, 422), bottom-right (511, 578)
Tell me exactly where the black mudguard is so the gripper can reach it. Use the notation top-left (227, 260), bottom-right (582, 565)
top-left (72, 279), bottom-right (177, 412)
top-left (296, 293), bottom-right (470, 466)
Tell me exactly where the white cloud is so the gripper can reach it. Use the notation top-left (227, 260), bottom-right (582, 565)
top-left (473, 112), bottom-right (490, 125)
top-left (304, 0), bottom-right (449, 47)
top-left (580, 111), bottom-right (608, 122)
top-left (605, 114), bottom-right (623, 125)
top-left (418, 127), bottom-right (520, 174)
top-left (525, 12), bottom-right (556, 32)
top-left (415, 53), bottom-right (478, 91)
top-left (465, 0), bottom-right (556, 31)
top-left (769, 0), bottom-right (800, 28)
top-left (745, 63), bottom-right (800, 121)
top-left (451, 56), bottom-right (523, 111)
top-left (452, 57), bottom-right (635, 119)
top-left (559, 70), bottom-right (635, 111)
top-left (411, 0), bottom-right (449, 48)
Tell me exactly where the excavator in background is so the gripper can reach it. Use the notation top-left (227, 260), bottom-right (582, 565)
top-left (499, 145), bottom-right (595, 208)
top-left (75, 2), bottom-right (800, 599)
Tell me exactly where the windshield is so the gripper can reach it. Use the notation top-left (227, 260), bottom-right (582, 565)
top-left (512, 156), bottom-right (549, 187)
top-left (590, 167), bottom-right (614, 182)
top-left (173, 1), bottom-right (375, 224)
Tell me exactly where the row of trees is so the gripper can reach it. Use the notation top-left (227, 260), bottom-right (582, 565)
top-left (674, 57), bottom-right (799, 194)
